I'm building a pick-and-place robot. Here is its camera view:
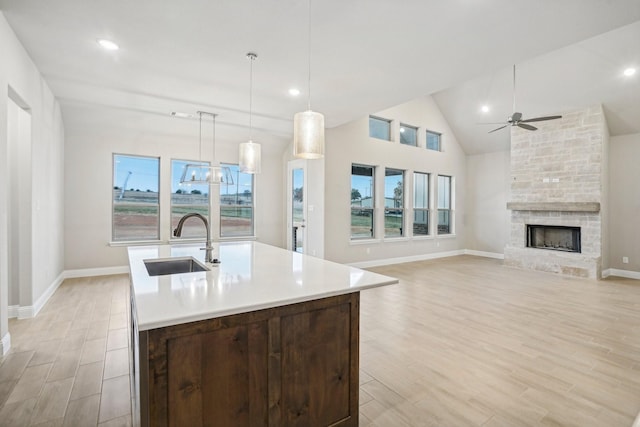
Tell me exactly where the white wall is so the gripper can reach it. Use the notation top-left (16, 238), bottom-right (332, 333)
top-left (609, 132), bottom-right (640, 272)
top-left (0, 12), bottom-right (65, 349)
top-left (63, 105), bottom-right (284, 270)
top-left (466, 151), bottom-right (510, 255)
top-left (324, 96), bottom-right (467, 265)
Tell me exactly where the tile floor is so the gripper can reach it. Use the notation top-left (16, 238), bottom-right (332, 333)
top-left (0, 275), bottom-right (132, 427)
top-left (2, 256), bottom-right (640, 426)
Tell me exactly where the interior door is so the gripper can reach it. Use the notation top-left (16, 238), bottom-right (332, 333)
top-left (287, 160), bottom-right (307, 253)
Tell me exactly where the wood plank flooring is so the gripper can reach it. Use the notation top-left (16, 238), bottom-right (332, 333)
top-left (0, 255), bottom-right (639, 426)
top-left (361, 256), bottom-right (640, 426)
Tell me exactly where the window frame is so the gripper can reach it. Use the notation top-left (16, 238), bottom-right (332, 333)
top-left (384, 168), bottom-right (405, 238)
top-left (369, 115), bottom-right (392, 141)
top-left (437, 174), bottom-right (453, 235)
top-left (426, 130), bottom-right (442, 151)
top-left (220, 163), bottom-right (255, 238)
top-left (112, 153), bottom-right (161, 242)
top-left (350, 164), bottom-right (376, 240)
top-left (399, 123), bottom-right (418, 147)
top-left (412, 172), bottom-right (430, 237)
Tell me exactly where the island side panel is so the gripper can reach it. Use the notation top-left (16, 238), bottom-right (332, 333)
top-left (142, 292), bottom-right (359, 427)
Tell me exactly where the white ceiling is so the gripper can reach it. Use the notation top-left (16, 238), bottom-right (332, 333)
top-left (1, 0), bottom-right (639, 154)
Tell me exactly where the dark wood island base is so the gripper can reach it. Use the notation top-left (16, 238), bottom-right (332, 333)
top-left (133, 292), bottom-right (360, 427)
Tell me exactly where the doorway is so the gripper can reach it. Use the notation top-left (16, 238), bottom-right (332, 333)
top-left (6, 93), bottom-right (32, 317)
top-left (287, 160), bottom-right (307, 253)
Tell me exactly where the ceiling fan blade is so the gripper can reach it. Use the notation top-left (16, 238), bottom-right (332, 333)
top-left (477, 122), bottom-right (508, 125)
top-left (517, 123), bottom-right (537, 131)
top-left (520, 115), bottom-right (562, 123)
top-left (488, 125), bottom-right (508, 133)
top-left (511, 112), bottom-right (522, 122)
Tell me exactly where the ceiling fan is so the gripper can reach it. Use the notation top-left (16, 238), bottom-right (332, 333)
top-left (486, 65), bottom-right (562, 133)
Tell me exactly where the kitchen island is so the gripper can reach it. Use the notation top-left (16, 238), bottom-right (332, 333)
top-left (128, 241), bottom-right (397, 427)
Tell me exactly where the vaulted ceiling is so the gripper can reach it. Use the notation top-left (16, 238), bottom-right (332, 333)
top-left (1, 0), bottom-right (639, 154)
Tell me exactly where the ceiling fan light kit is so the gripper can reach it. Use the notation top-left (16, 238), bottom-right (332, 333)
top-left (487, 65), bottom-right (562, 134)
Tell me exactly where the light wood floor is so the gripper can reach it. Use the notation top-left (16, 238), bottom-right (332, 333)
top-left (1, 255), bottom-right (639, 426)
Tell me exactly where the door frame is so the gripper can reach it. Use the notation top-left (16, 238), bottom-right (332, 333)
top-left (286, 159), bottom-right (307, 252)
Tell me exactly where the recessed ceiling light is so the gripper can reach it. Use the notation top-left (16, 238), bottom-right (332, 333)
top-left (97, 39), bottom-right (119, 51)
top-left (623, 67), bottom-right (636, 77)
top-left (481, 105), bottom-right (490, 113)
top-left (289, 88), bottom-right (301, 96)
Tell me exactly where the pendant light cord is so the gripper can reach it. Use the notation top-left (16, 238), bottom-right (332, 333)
top-left (248, 53), bottom-right (256, 141)
top-left (199, 111), bottom-right (203, 161)
top-left (307, 0), bottom-right (312, 111)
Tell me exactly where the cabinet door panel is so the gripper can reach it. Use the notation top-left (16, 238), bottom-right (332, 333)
top-left (167, 322), bottom-right (268, 427)
top-left (281, 303), bottom-right (352, 426)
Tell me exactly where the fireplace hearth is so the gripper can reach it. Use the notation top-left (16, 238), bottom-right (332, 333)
top-left (527, 225), bottom-right (581, 253)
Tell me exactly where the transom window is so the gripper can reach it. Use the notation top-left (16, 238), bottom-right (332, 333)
top-left (426, 130), bottom-right (441, 151)
top-left (384, 168), bottom-right (404, 238)
top-left (351, 164), bottom-right (375, 239)
top-left (369, 116), bottom-right (392, 141)
top-left (413, 172), bottom-right (430, 236)
top-left (437, 175), bottom-right (452, 234)
top-left (399, 124), bottom-right (418, 146)
top-left (220, 163), bottom-right (254, 237)
top-left (112, 154), bottom-right (160, 241)
top-left (171, 159), bottom-right (210, 239)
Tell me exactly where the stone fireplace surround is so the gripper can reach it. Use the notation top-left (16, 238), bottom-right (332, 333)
top-left (503, 105), bottom-right (607, 279)
top-left (504, 203), bottom-right (601, 278)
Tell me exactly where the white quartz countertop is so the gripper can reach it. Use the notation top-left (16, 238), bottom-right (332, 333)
top-left (128, 242), bottom-right (398, 331)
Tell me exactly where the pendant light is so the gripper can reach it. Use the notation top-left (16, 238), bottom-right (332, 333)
top-left (179, 111), bottom-right (233, 185)
top-left (293, 0), bottom-right (325, 159)
top-left (239, 53), bottom-right (262, 174)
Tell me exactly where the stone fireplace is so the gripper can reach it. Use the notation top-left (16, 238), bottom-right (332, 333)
top-left (503, 105), bottom-right (608, 279)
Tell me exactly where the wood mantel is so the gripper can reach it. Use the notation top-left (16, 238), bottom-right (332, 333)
top-left (506, 202), bottom-right (600, 213)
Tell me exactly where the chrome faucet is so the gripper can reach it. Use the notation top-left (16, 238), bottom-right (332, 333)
top-left (173, 213), bottom-right (218, 264)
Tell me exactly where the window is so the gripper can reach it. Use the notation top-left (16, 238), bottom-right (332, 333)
top-left (384, 168), bottom-right (404, 238)
top-left (413, 172), bottom-right (430, 236)
top-left (220, 163), bottom-right (254, 237)
top-left (369, 116), bottom-right (391, 141)
top-left (112, 154), bottom-right (160, 241)
top-left (437, 175), bottom-right (452, 234)
top-left (171, 159), bottom-right (209, 238)
top-left (426, 130), bottom-right (441, 151)
top-left (351, 164), bottom-right (375, 239)
top-left (399, 124), bottom-right (418, 146)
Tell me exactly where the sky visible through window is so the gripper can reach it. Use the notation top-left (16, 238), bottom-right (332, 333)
top-left (114, 155), bottom-right (158, 192)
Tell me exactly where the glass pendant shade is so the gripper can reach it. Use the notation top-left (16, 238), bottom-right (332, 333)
top-left (178, 112), bottom-right (233, 186)
top-left (293, 110), bottom-right (325, 159)
top-left (180, 162), bottom-right (233, 185)
top-left (239, 140), bottom-right (261, 174)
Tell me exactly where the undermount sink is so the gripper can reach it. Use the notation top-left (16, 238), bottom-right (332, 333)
top-left (144, 257), bottom-right (209, 276)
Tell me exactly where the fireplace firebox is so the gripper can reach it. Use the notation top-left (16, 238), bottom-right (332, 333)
top-left (526, 225), bottom-right (581, 253)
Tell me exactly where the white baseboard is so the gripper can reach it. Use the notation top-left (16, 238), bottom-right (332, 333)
top-left (7, 266), bottom-right (129, 320)
top-left (349, 250), bottom-right (465, 268)
top-left (32, 271), bottom-right (65, 318)
top-left (8, 305), bottom-right (19, 318)
top-left (464, 249), bottom-right (505, 260)
top-left (64, 265), bottom-right (129, 279)
top-left (0, 332), bottom-right (10, 356)
top-left (603, 268), bottom-right (640, 280)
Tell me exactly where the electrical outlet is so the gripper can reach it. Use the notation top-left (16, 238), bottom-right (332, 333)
top-left (366, 248), bottom-right (370, 254)
top-left (543, 178), bottom-right (550, 183)
top-left (623, 256), bottom-right (629, 264)
top-left (552, 178), bottom-right (560, 183)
